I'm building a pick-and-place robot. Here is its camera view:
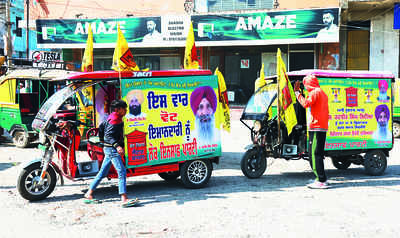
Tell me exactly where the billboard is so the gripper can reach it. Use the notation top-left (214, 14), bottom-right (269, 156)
top-left (36, 8), bottom-right (339, 48)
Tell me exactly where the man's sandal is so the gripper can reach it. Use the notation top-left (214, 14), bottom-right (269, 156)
top-left (122, 198), bottom-right (139, 208)
top-left (84, 198), bottom-right (102, 204)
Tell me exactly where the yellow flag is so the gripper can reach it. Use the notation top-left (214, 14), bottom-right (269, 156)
top-left (254, 63), bottom-right (266, 92)
top-left (254, 63), bottom-right (273, 116)
top-left (81, 24), bottom-right (93, 72)
top-left (277, 48), bottom-right (297, 135)
top-left (112, 24), bottom-right (139, 71)
top-left (184, 22), bottom-right (199, 69)
top-left (215, 67), bottom-right (230, 132)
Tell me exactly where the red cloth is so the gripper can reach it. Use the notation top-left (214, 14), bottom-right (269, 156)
top-left (108, 111), bottom-right (123, 125)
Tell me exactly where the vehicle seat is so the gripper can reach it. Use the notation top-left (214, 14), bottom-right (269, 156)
top-left (86, 128), bottom-right (105, 161)
top-left (19, 94), bottom-right (36, 114)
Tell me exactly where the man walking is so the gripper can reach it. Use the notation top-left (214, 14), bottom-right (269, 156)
top-left (84, 99), bottom-right (138, 206)
top-left (294, 74), bottom-right (330, 189)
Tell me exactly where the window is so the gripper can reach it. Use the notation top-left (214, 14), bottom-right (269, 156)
top-left (15, 17), bottom-right (22, 37)
top-left (206, 0), bottom-right (273, 12)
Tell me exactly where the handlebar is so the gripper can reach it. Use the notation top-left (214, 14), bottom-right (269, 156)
top-left (67, 120), bottom-right (86, 127)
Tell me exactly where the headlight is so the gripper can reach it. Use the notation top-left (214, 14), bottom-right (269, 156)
top-left (39, 131), bottom-right (47, 144)
top-left (253, 120), bottom-right (261, 132)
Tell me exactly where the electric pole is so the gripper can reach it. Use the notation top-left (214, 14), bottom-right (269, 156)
top-left (5, 0), bottom-right (13, 65)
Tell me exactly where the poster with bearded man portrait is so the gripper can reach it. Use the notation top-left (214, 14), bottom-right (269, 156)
top-left (125, 90), bottom-right (146, 119)
top-left (190, 86), bottom-right (220, 147)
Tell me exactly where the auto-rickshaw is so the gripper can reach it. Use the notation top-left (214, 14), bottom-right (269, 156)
top-left (240, 70), bottom-right (394, 178)
top-left (17, 69), bottom-right (222, 201)
top-left (0, 68), bottom-right (74, 147)
top-left (392, 79), bottom-right (400, 138)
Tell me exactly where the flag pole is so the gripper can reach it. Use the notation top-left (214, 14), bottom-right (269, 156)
top-left (276, 51), bottom-right (281, 145)
top-left (117, 24), bottom-right (122, 82)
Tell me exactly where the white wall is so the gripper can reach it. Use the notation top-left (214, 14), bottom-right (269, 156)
top-left (370, 12), bottom-right (399, 76)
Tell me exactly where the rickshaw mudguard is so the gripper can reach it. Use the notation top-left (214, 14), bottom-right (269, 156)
top-left (21, 159), bottom-right (64, 185)
top-left (244, 143), bottom-right (258, 151)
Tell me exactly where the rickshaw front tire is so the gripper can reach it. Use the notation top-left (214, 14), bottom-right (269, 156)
top-left (364, 150), bottom-right (387, 176)
top-left (17, 162), bottom-right (57, 201)
top-left (180, 159), bottom-right (212, 189)
top-left (241, 148), bottom-right (267, 179)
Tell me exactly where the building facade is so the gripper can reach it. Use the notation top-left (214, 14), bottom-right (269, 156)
top-left (341, 0), bottom-right (399, 77)
top-left (31, 0), bottom-right (344, 105)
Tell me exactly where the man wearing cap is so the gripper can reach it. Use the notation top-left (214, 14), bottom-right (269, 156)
top-left (190, 86), bottom-right (219, 146)
top-left (372, 104), bottom-right (391, 141)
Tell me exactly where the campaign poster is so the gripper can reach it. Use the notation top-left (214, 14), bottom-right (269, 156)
top-left (319, 77), bottom-right (393, 150)
top-left (121, 75), bottom-right (222, 168)
top-left (318, 43), bottom-right (339, 70)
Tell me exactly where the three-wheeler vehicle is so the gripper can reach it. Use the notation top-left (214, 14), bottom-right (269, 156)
top-left (17, 70), bottom-right (222, 201)
top-left (392, 79), bottom-right (400, 138)
top-left (240, 70), bottom-right (394, 178)
top-left (0, 68), bottom-right (73, 147)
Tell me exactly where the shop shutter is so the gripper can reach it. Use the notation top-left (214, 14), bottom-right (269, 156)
top-left (347, 30), bottom-right (369, 70)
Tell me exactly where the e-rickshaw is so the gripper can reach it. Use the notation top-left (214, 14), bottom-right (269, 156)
top-left (240, 70), bottom-right (394, 178)
top-left (392, 79), bottom-right (400, 137)
top-left (0, 68), bottom-right (74, 147)
top-left (17, 70), bottom-right (222, 201)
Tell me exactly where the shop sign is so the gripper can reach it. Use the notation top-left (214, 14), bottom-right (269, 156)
top-left (31, 50), bottom-right (64, 69)
top-left (36, 8), bottom-right (339, 49)
top-left (191, 8), bottom-right (339, 46)
top-left (36, 16), bottom-right (191, 49)
top-left (240, 59), bottom-right (249, 68)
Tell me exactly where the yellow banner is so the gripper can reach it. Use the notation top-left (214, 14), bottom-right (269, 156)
top-left (81, 24), bottom-right (93, 72)
top-left (112, 24), bottom-right (139, 71)
top-left (277, 48), bottom-right (297, 135)
top-left (184, 22), bottom-right (199, 69)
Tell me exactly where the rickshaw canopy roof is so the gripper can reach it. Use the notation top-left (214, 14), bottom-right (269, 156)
top-left (287, 69), bottom-right (395, 79)
top-left (51, 69), bottom-right (213, 82)
top-left (0, 68), bottom-right (74, 86)
top-left (264, 69), bottom-right (395, 81)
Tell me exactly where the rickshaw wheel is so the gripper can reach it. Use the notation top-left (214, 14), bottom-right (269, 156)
top-left (393, 122), bottom-right (400, 138)
top-left (158, 171), bottom-right (180, 181)
top-left (13, 131), bottom-right (29, 148)
top-left (241, 148), bottom-right (267, 179)
top-left (180, 159), bottom-right (212, 189)
top-left (17, 162), bottom-right (57, 201)
top-left (331, 157), bottom-right (352, 170)
top-left (364, 150), bottom-right (387, 176)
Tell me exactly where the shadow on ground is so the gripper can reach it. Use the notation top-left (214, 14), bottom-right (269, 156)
top-left (32, 163), bottom-right (400, 205)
